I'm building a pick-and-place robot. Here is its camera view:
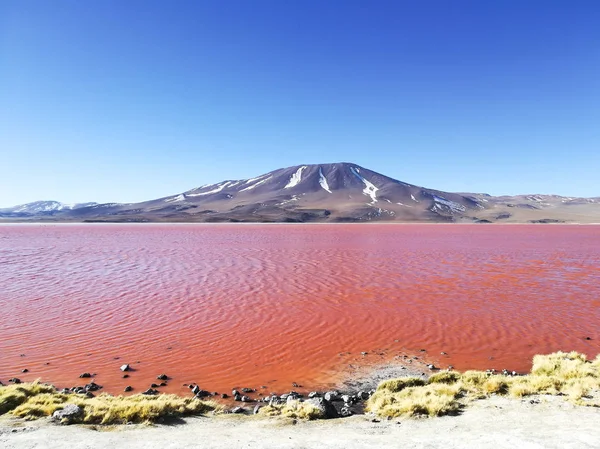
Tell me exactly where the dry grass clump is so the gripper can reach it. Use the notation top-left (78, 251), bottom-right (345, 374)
top-left (0, 382), bottom-right (56, 415)
top-left (258, 400), bottom-right (324, 420)
top-left (0, 382), bottom-right (218, 424)
top-left (367, 351), bottom-right (600, 418)
top-left (377, 377), bottom-right (426, 392)
top-left (366, 383), bottom-right (462, 418)
top-left (428, 371), bottom-right (461, 385)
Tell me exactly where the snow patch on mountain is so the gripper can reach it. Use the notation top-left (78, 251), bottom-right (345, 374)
top-left (318, 168), bottom-right (332, 193)
top-left (432, 195), bottom-right (466, 213)
top-left (240, 176), bottom-right (273, 192)
top-left (350, 167), bottom-right (378, 203)
top-left (285, 166), bottom-right (307, 189)
top-left (165, 194), bottom-right (185, 203)
top-left (187, 181), bottom-right (232, 197)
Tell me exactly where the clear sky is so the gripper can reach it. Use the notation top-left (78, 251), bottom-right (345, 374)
top-left (1, 0), bottom-right (599, 207)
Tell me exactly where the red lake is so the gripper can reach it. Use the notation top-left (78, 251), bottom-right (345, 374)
top-left (1, 224), bottom-right (599, 396)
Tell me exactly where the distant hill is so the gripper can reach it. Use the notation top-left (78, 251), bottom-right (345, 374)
top-left (1, 163), bottom-right (599, 223)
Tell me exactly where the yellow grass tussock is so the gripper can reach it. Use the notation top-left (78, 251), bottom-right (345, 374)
top-left (367, 351), bottom-right (600, 418)
top-left (0, 381), bottom-right (219, 424)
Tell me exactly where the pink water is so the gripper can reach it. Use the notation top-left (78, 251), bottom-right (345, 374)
top-left (1, 224), bottom-right (599, 396)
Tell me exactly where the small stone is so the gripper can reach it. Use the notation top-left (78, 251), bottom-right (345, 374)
top-left (157, 374), bottom-right (168, 380)
top-left (124, 386), bottom-right (133, 392)
top-left (151, 383), bottom-right (159, 388)
top-left (308, 391), bottom-right (320, 398)
top-left (21, 369), bottom-right (29, 373)
top-left (160, 382), bottom-right (167, 387)
top-left (192, 385), bottom-right (200, 395)
top-left (52, 404), bottom-right (83, 424)
top-left (8, 378), bottom-right (21, 384)
top-left (427, 364), bottom-right (436, 370)
top-left (231, 406), bottom-right (244, 414)
top-left (361, 352), bottom-right (368, 356)
top-left (241, 395), bottom-right (252, 402)
top-left (305, 398), bottom-right (338, 419)
top-left (324, 391), bottom-right (340, 402)
top-left (85, 392), bottom-right (95, 398)
top-left (122, 374), bottom-right (130, 379)
top-left (232, 389), bottom-right (239, 396)
top-left (357, 391), bottom-right (370, 400)
top-left (142, 388), bottom-right (159, 395)
top-left (339, 406), bottom-right (353, 417)
top-left (241, 388), bottom-right (253, 393)
top-left (253, 404), bottom-right (262, 414)
top-left (79, 373), bottom-right (92, 378)
top-left (120, 364), bottom-right (130, 372)
top-left (221, 393), bottom-right (229, 399)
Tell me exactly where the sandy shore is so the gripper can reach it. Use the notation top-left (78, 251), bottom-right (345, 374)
top-left (2, 395), bottom-right (599, 449)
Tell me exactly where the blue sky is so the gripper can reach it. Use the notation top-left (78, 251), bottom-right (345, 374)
top-left (1, 0), bottom-right (599, 206)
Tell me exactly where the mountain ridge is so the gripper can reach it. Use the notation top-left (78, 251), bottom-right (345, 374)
top-left (1, 163), bottom-right (599, 223)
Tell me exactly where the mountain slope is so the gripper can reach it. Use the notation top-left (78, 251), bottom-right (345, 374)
top-left (1, 163), bottom-right (598, 223)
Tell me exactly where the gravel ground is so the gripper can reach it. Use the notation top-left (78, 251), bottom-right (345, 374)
top-left (2, 395), bottom-right (599, 449)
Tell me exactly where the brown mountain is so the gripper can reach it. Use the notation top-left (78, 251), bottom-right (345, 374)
top-left (2, 163), bottom-right (599, 223)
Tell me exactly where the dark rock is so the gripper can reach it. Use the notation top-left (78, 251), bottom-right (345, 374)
top-left (142, 388), bottom-right (159, 395)
top-left (231, 406), bottom-right (244, 414)
top-left (427, 364), bottom-right (437, 370)
top-left (232, 389), bottom-right (239, 396)
top-left (291, 382), bottom-right (299, 388)
top-left (324, 391), bottom-right (340, 402)
top-left (151, 383), bottom-right (159, 388)
top-left (79, 373), bottom-right (92, 378)
top-left (241, 387), bottom-right (253, 393)
top-left (305, 398), bottom-right (338, 419)
top-left (234, 393), bottom-right (242, 401)
top-left (192, 385), bottom-right (200, 395)
top-left (253, 404), bottom-right (262, 415)
top-left (21, 369), bottom-right (29, 373)
top-left (357, 391), bottom-right (370, 400)
top-left (52, 404), bottom-right (83, 424)
top-left (221, 393), bottom-right (229, 399)
top-left (160, 382), bottom-right (167, 387)
top-left (124, 386), bottom-right (133, 392)
top-left (157, 374), bottom-right (168, 380)
top-left (120, 364), bottom-right (130, 372)
top-left (85, 392), bottom-right (95, 398)
top-left (122, 374), bottom-right (130, 379)
top-left (8, 378), bottom-right (21, 384)
top-left (241, 395), bottom-right (252, 402)
top-left (586, 337), bottom-right (592, 340)
top-left (85, 382), bottom-right (102, 392)
top-left (195, 390), bottom-right (211, 398)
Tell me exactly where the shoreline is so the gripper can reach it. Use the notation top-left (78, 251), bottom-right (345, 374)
top-left (2, 393), bottom-right (600, 449)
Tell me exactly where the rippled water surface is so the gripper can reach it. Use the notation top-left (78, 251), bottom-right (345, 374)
top-left (1, 224), bottom-right (599, 395)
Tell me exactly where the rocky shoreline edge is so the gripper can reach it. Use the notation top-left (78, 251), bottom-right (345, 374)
top-left (1, 351), bottom-right (599, 427)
